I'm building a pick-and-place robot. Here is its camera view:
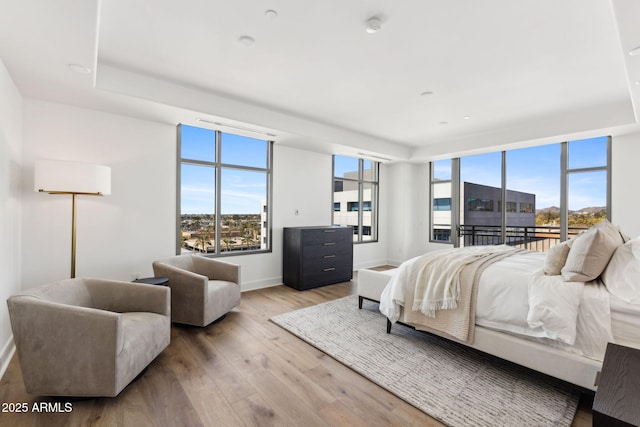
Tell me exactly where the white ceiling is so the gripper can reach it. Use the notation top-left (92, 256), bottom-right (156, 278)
top-left (1, 0), bottom-right (639, 162)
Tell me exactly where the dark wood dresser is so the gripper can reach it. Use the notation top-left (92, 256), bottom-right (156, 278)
top-left (593, 342), bottom-right (640, 427)
top-left (283, 226), bottom-right (353, 290)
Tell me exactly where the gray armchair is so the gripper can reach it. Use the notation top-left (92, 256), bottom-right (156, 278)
top-left (152, 254), bottom-right (241, 327)
top-left (6, 278), bottom-right (170, 397)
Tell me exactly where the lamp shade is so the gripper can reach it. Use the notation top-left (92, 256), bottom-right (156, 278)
top-left (34, 160), bottom-right (111, 195)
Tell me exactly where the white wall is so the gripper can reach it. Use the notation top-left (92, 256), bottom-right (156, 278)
top-left (611, 132), bottom-right (640, 237)
top-left (21, 100), bottom-right (176, 287)
top-left (19, 102), bottom-right (386, 292)
top-left (384, 162), bottom-right (434, 266)
top-left (0, 59), bottom-right (22, 375)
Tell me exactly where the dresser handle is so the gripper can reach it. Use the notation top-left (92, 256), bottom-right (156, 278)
top-left (323, 242), bottom-right (336, 246)
top-left (323, 267), bottom-right (336, 272)
top-left (323, 255), bottom-right (336, 259)
top-left (324, 229), bottom-right (336, 233)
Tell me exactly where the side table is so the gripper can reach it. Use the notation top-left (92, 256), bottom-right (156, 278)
top-left (133, 277), bottom-right (169, 286)
top-left (592, 342), bottom-right (640, 426)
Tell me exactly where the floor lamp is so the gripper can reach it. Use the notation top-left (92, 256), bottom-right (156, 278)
top-left (34, 160), bottom-right (111, 278)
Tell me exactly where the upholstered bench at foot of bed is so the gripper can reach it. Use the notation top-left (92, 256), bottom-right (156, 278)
top-left (357, 268), bottom-right (398, 308)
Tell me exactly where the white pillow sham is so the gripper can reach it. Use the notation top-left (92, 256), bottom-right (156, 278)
top-left (561, 220), bottom-right (624, 282)
top-left (527, 269), bottom-right (584, 345)
top-left (601, 236), bottom-right (640, 304)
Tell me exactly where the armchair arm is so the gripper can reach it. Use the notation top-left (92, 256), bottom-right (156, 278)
top-left (84, 278), bottom-right (170, 316)
top-left (192, 256), bottom-right (240, 284)
top-left (152, 261), bottom-right (207, 301)
top-left (7, 296), bottom-right (123, 395)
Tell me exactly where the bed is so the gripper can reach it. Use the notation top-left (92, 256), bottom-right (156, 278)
top-left (372, 220), bottom-right (640, 391)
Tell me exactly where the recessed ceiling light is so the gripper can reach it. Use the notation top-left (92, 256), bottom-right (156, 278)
top-left (265, 9), bottom-right (278, 20)
top-left (238, 35), bottom-right (255, 47)
top-left (463, 115), bottom-right (471, 120)
top-left (439, 121), bottom-right (448, 125)
top-left (420, 91), bottom-right (434, 96)
top-left (68, 63), bottom-right (92, 74)
top-left (365, 17), bottom-right (382, 34)
top-left (628, 46), bottom-right (640, 56)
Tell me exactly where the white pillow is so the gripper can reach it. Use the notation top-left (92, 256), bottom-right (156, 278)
top-left (527, 269), bottom-right (584, 345)
top-left (561, 220), bottom-right (624, 282)
top-left (543, 240), bottom-right (572, 276)
top-left (601, 236), bottom-right (640, 304)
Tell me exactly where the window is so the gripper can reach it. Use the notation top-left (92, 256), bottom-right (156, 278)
top-left (433, 198), bottom-right (451, 211)
top-left (333, 155), bottom-right (379, 242)
top-left (519, 202), bottom-right (534, 214)
top-left (430, 159), bottom-right (455, 243)
top-left (467, 198), bottom-right (494, 212)
top-left (178, 124), bottom-right (272, 255)
top-left (430, 136), bottom-right (611, 250)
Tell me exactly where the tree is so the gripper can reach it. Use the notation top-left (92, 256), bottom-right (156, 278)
top-left (222, 238), bottom-right (234, 252)
top-left (196, 235), bottom-right (212, 253)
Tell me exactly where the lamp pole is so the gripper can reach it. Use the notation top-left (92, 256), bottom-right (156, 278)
top-left (71, 193), bottom-right (77, 278)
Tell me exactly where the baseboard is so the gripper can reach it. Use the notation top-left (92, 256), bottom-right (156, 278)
top-left (354, 259), bottom-right (393, 271)
top-left (239, 264), bottom-right (398, 292)
top-left (241, 277), bottom-right (283, 292)
top-left (0, 336), bottom-right (15, 380)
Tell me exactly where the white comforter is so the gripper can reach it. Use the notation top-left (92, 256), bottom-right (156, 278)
top-left (380, 248), bottom-right (613, 360)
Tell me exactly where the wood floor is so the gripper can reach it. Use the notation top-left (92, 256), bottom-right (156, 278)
top-left (0, 278), bottom-right (594, 426)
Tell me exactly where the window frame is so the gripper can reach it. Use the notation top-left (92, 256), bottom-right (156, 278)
top-left (177, 124), bottom-right (273, 257)
top-left (429, 136), bottom-right (611, 247)
top-left (332, 155), bottom-right (380, 243)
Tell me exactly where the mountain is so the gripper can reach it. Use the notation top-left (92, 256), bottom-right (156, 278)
top-left (536, 206), bottom-right (560, 215)
top-left (571, 206), bottom-right (606, 214)
top-left (536, 206), bottom-right (605, 215)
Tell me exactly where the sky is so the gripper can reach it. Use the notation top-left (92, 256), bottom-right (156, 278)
top-left (182, 124), bottom-right (608, 214)
top-left (180, 125), bottom-right (268, 215)
top-left (435, 136), bottom-right (608, 211)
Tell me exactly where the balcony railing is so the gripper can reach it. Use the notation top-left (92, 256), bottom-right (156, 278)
top-left (456, 224), bottom-right (588, 252)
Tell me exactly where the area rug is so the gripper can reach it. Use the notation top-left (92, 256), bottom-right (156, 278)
top-left (271, 296), bottom-right (580, 427)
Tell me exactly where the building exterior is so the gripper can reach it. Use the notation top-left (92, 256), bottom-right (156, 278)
top-left (333, 175), bottom-right (374, 240)
top-left (433, 182), bottom-right (536, 245)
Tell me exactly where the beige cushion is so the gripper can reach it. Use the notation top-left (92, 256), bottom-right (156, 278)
top-left (358, 268), bottom-right (397, 302)
top-left (543, 240), bottom-right (572, 276)
top-left (601, 236), bottom-right (640, 304)
top-left (561, 220), bottom-right (624, 282)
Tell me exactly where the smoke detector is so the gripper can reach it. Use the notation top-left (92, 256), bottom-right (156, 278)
top-left (365, 17), bottom-right (382, 34)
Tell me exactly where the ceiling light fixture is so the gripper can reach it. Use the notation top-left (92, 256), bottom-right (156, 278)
top-left (628, 46), bottom-right (640, 56)
top-left (265, 9), bottom-right (278, 20)
top-left (439, 121), bottom-right (449, 125)
top-left (365, 16), bottom-right (382, 34)
top-left (68, 63), bottom-right (92, 74)
top-left (463, 115), bottom-right (471, 120)
top-left (421, 91), bottom-right (434, 96)
top-left (238, 35), bottom-right (256, 47)
top-left (196, 118), bottom-right (276, 138)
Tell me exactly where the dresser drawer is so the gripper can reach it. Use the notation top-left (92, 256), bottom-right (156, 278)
top-left (304, 226), bottom-right (351, 240)
top-left (303, 242), bottom-right (352, 260)
top-left (301, 263), bottom-right (352, 289)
